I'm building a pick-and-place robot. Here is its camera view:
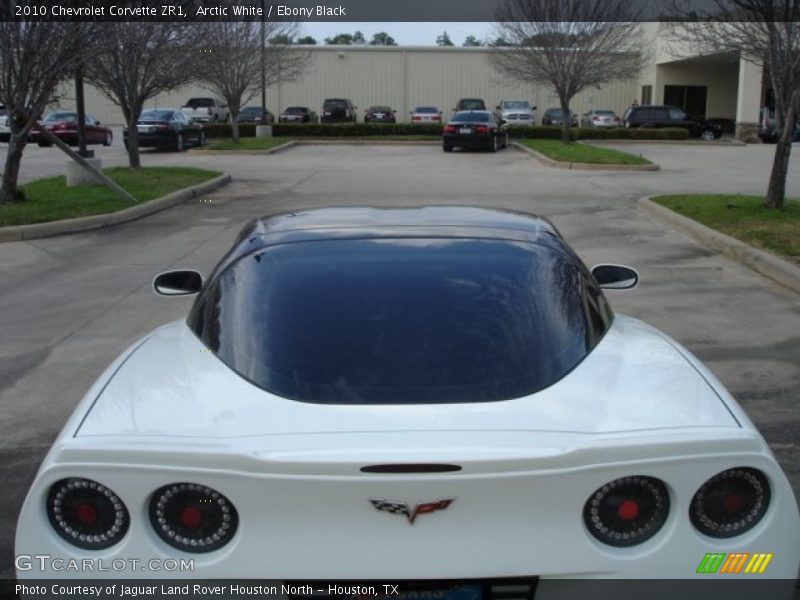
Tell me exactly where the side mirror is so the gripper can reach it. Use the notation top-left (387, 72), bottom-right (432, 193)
top-left (495, 105), bottom-right (501, 110)
top-left (532, 105), bottom-right (537, 110)
top-left (153, 269), bottom-right (204, 296)
top-left (499, 119), bottom-right (507, 125)
top-left (95, 121), bottom-right (101, 125)
top-left (591, 264), bottom-right (639, 290)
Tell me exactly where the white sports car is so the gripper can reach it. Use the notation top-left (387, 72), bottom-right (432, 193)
top-left (15, 207), bottom-right (800, 594)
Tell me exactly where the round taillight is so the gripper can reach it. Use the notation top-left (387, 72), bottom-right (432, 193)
top-left (46, 478), bottom-right (129, 549)
top-left (690, 467), bottom-right (770, 538)
top-left (584, 476), bottom-right (670, 547)
top-left (149, 483), bottom-right (238, 553)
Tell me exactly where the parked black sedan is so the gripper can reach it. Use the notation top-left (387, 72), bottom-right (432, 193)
top-left (364, 106), bottom-right (396, 123)
top-left (278, 106), bottom-right (317, 123)
top-left (442, 110), bottom-right (508, 152)
top-left (237, 106), bottom-right (275, 124)
top-left (123, 109), bottom-right (205, 152)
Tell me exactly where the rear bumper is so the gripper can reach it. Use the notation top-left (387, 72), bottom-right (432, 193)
top-left (443, 133), bottom-right (494, 148)
top-left (16, 439), bottom-right (800, 581)
top-left (125, 132), bottom-right (177, 147)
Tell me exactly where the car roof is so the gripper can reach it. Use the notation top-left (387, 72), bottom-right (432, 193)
top-left (211, 207), bottom-right (563, 278)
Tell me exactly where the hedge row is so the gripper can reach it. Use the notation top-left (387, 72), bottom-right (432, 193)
top-left (200, 122), bottom-right (689, 141)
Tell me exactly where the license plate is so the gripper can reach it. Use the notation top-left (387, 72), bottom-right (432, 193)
top-left (459, 127), bottom-right (471, 134)
top-left (137, 125), bottom-right (153, 133)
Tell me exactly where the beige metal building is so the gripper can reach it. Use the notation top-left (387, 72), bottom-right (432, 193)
top-left (63, 25), bottom-right (766, 139)
top-left (70, 45), bottom-right (639, 127)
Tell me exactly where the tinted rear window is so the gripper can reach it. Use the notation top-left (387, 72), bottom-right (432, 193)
top-left (458, 99), bottom-right (485, 109)
top-left (324, 100), bottom-right (348, 109)
top-left (140, 110), bottom-right (174, 121)
top-left (453, 112), bottom-right (491, 122)
top-left (186, 98), bottom-right (214, 107)
top-left (189, 238), bottom-right (612, 405)
top-left (415, 107), bottom-right (439, 113)
top-left (44, 112), bottom-right (77, 121)
top-left (285, 107), bottom-right (307, 113)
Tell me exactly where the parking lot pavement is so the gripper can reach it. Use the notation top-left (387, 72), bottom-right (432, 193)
top-left (1, 143), bottom-right (799, 577)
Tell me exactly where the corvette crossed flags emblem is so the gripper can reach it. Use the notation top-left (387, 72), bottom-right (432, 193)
top-left (369, 498), bottom-right (454, 524)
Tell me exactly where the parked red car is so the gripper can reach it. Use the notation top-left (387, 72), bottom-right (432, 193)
top-left (31, 111), bottom-right (113, 147)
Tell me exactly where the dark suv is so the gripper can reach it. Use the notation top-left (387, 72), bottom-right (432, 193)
top-left (623, 105), bottom-right (721, 140)
top-left (321, 98), bottom-right (357, 123)
top-left (454, 98), bottom-right (486, 112)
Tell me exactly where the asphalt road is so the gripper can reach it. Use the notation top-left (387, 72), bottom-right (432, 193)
top-left (1, 140), bottom-right (799, 580)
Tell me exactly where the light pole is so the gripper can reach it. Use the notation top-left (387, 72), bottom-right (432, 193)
top-left (260, 0), bottom-right (266, 121)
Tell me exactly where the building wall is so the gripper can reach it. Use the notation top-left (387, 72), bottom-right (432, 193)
top-left (58, 46), bottom-right (639, 126)
top-left (656, 60), bottom-right (739, 119)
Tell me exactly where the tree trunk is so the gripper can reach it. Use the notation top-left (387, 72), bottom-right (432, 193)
top-left (764, 100), bottom-right (796, 210)
top-left (559, 99), bottom-right (571, 144)
top-left (0, 129), bottom-right (28, 204)
top-left (126, 114), bottom-right (141, 168)
top-left (765, 133), bottom-right (792, 210)
top-left (231, 114), bottom-right (240, 144)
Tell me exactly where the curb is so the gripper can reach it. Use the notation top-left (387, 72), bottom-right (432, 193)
top-left (511, 141), bottom-right (660, 171)
top-left (192, 139), bottom-right (440, 154)
top-left (638, 196), bottom-right (800, 296)
top-left (586, 139), bottom-right (746, 147)
top-left (189, 140), bottom-right (298, 155)
top-left (293, 139), bottom-right (439, 146)
top-left (0, 173), bottom-right (231, 243)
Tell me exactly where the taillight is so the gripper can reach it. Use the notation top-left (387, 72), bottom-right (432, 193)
top-left (475, 125), bottom-right (490, 133)
top-left (149, 483), bottom-right (238, 553)
top-left (47, 478), bottom-right (129, 549)
top-left (690, 468), bottom-right (770, 538)
top-left (584, 476), bottom-right (669, 547)
top-left (593, 116), bottom-right (600, 121)
top-left (412, 116), bottom-right (421, 122)
top-left (442, 125), bottom-right (456, 133)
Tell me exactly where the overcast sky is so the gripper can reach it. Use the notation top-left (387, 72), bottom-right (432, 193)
top-left (300, 22), bottom-right (494, 46)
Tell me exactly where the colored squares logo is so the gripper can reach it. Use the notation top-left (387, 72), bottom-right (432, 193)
top-left (696, 552), bottom-right (773, 574)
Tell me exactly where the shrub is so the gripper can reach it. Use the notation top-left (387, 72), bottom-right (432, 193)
top-left (201, 123), bottom-right (257, 138)
top-left (271, 123), bottom-right (444, 137)
top-left (575, 127), bottom-right (689, 140)
top-left (507, 126), bottom-right (578, 141)
top-left (199, 122), bottom-right (690, 141)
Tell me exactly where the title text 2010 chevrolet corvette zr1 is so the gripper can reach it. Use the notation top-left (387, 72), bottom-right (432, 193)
top-left (15, 207), bottom-right (799, 594)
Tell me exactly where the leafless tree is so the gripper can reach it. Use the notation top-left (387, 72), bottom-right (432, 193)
top-left (667, 4), bottom-right (800, 210)
top-left (87, 22), bottom-right (201, 168)
top-left (197, 21), bottom-right (311, 143)
top-left (490, 0), bottom-right (646, 142)
top-left (0, 21), bottom-right (96, 203)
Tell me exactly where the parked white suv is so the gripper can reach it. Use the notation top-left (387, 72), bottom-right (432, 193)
top-left (181, 97), bottom-right (229, 123)
top-left (0, 105), bottom-right (10, 142)
top-left (495, 99), bottom-right (536, 126)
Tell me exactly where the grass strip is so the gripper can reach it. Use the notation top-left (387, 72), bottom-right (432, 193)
top-left (652, 194), bottom-right (800, 263)
top-left (519, 139), bottom-right (651, 165)
top-left (0, 167), bottom-right (220, 227)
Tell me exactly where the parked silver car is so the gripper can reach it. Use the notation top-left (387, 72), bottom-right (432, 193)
top-left (495, 99), bottom-right (536, 126)
top-left (581, 109), bottom-right (621, 128)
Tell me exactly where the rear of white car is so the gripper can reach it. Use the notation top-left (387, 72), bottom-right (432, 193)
top-left (15, 320), bottom-right (800, 583)
top-left (14, 209), bottom-right (800, 594)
